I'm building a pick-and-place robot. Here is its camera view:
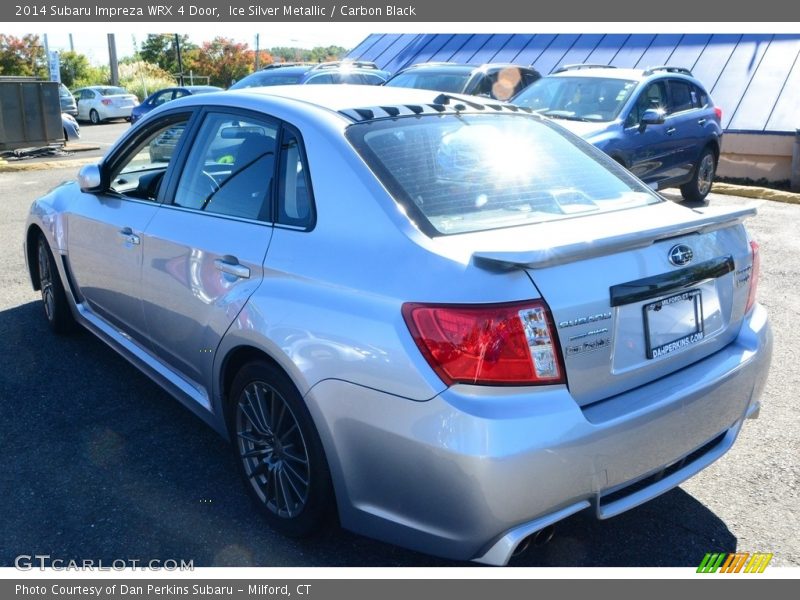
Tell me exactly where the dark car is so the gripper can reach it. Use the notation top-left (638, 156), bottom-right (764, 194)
top-left (130, 85), bottom-right (223, 125)
top-left (512, 65), bottom-right (724, 202)
top-left (383, 62), bottom-right (541, 101)
top-left (59, 84), bottom-right (77, 117)
top-left (229, 60), bottom-right (390, 90)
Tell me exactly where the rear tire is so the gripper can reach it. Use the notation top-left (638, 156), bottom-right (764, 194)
top-left (37, 235), bottom-right (75, 334)
top-left (227, 361), bottom-right (334, 537)
top-left (89, 109), bottom-right (101, 125)
top-left (680, 147), bottom-right (716, 202)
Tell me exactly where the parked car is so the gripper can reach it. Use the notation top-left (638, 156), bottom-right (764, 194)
top-left (24, 85), bottom-right (771, 565)
top-left (73, 85), bottom-right (139, 124)
top-left (61, 112), bottom-right (80, 144)
top-left (229, 60), bottom-right (390, 90)
top-left (383, 62), bottom-right (541, 100)
top-left (512, 65), bottom-right (723, 202)
top-left (130, 85), bottom-right (223, 125)
top-left (58, 83), bottom-right (77, 117)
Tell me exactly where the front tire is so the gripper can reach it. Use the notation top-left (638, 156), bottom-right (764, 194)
top-left (680, 147), bottom-right (716, 202)
top-left (227, 361), bottom-right (334, 537)
top-left (89, 109), bottom-right (101, 125)
top-left (37, 235), bottom-right (75, 334)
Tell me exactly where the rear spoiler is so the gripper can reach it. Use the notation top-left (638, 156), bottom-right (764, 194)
top-left (472, 205), bottom-right (756, 270)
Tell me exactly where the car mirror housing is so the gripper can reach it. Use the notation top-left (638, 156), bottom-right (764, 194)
top-left (641, 108), bottom-right (666, 127)
top-left (77, 164), bottom-right (103, 192)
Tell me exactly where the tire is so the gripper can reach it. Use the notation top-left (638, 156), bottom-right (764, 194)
top-left (89, 109), bottom-right (101, 125)
top-left (36, 235), bottom-right (76, 334)
top-left (680, 147), bottom-right (716, 202)
top-left (227, 361), bottom-right (334, 537)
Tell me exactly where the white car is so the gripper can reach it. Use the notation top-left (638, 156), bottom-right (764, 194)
top-left (73, 86), bottom-right (139, 124)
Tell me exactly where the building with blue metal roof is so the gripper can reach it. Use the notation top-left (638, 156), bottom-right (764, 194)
top-left (348, 34), bottom-right (800, 184)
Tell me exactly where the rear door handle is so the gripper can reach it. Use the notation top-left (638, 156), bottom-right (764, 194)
top-left (697, 118), bottom-right (707, 125)
top-left (214, 257), bottom-right (250, 279)
top-left (119, 227), bottom-right (140, 245)
top-left (666, 127), bottom-right (677, 135)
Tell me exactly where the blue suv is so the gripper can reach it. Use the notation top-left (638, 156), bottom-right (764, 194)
top-left (512, 65), bottom-right (723, 202)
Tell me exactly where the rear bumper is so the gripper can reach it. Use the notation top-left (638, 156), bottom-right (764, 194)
top-left (99, 105), bottom-right (134, 120)
top-left (305, 304), bottom-right (772, 565)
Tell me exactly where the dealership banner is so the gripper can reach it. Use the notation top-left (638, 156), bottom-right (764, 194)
top-left (3, 579), bottom-right (797, 599)
top-left (4, 0), bottom-right (800, 22)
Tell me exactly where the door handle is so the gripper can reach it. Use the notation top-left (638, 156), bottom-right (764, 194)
top-left (119, 227), bottom-right (140, 245)
top-left (214, 257), bottom-right (250, 279)
top-left (697, 118), bottom-right (707, 125)
top-left (666, 127), bottom-right (676, 135)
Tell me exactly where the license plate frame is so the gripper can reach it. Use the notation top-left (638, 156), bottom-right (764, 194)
top-left (643, 289), bottom-right (704, 359)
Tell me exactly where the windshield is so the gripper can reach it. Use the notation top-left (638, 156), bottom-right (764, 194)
top-left (230, 71), bottom-right (305, 89)
top-left (513, 76), bottom-right (638, 122)
top-left (347, 113), bottom-right (659, 236)
top-left (384, 68), bottom-right (473, 93)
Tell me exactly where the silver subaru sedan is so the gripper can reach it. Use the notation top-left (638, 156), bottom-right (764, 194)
top-left (23, 85), bottom-right (772, 565)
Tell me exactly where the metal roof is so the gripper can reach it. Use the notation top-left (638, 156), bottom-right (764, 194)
top-left (348, 33), bottom-right (800, 134)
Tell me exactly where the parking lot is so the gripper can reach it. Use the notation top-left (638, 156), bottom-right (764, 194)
top-left (0, 138), bottom-right (797, 567)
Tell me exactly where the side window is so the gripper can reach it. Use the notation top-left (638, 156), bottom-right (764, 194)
top-left (108, 115), bottom-right (190, 201)
top-left (173, 113), bottom-right (278, 221)
top-left (173, 89), bottom-right (190, 99)
top-left (153, 90), bottom-right (174, 107)
top-left (277, 129), bottom-right (314, 228)
top-left (361, 73), bottom-right (387, 85)
top-left (625, 81), bottom-right (667, 127)
top-left (81, 89), bottom-right (94, 101)
top-left (668, 80), bottom-right (694, 114)
top-left (691, 84), bottom-right (709, 109)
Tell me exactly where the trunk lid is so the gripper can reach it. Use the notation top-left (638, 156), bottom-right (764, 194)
top-left (471, 201), bottom-right (757, 406)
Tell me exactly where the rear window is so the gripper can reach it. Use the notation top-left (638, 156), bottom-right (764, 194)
top-left (230, 72), bottom-right (305, 89)
top-left (385, 69), bottom-right (473, 93)
top-left (347, 113), bottom-right (659, 236)
top-left (98, 87), bottom-right (129, 96)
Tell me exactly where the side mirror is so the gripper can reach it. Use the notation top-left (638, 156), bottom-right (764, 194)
top-left (77, 163), bottom-right (102, 192)
top-left (641, 108), bottom-right (666, 127)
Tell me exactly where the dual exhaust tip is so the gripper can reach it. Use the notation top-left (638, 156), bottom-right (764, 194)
top-left (512, 525), bottom-right (556, 558)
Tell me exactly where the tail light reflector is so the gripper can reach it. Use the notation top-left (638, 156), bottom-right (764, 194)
top-left (746, 240), bottom-right (760, 313)
top-left (402, 300), bottom-right (565, 386)
top-left (714, 106), bottom-right (723, 121)
top-left (101, 98), bottom-right (112, 105)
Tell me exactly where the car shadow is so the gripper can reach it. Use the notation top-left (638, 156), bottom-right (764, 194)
top-left (0, 301), bottom-right (736, 568)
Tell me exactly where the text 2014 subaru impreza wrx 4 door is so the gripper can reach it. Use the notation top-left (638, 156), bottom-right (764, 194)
top-left (24, 86), bottom-right (772, 565)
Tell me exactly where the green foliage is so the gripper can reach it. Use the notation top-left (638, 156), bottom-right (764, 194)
top-left (117, 61), bottom-right (176, 101)
top-left (267, 45), bottom-right (348, 63)
top-left (58, 51), bottom-right (92, 88)
top-left (138, 34), bottom-right (196, 76)
top-left (72, 65), bottom-right (111, 90)
top-left (0, 34), bottom-right (46, 78)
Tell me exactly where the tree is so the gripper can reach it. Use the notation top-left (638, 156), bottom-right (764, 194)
top-left (0, 34), bottom-right (46, 78)
top-left (138, 34), bottom-right (196, 76)
top-left (58, 51), bottom-right (92, 88)
top-left (192, 37), bottom-right (253, 87)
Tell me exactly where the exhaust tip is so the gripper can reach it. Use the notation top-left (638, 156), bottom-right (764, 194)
top-left (512, 525), bottom-right (556, 557)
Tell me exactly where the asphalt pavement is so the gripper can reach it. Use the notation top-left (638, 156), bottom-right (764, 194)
top-left (0, 158), bottom-right (797, 568)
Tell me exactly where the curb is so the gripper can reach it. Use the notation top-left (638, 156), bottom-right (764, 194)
top-left (712, 183), bottom-right (800, 205)
top-left (0, 157), bottom-right (99, 173)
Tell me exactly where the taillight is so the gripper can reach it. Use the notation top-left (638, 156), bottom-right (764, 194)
top-left (402, 300), bottom-right (565, 386)
top-left (101, 98), bottom-right (112, 105)
top-left (745, 240), bottom-right (760, 313)
top-left (714, 106), bottom-right (723, 121)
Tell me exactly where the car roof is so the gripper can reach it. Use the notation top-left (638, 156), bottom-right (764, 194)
top-left (230, 84), bottom-right (479, 112)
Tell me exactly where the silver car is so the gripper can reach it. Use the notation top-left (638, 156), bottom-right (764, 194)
top-left (24, 86), bottom-right (772, 565)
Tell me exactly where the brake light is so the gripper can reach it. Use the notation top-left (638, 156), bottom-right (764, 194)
top-left (101, 98), bottom-right (112, 105)
top-left (714, 106), bottom-right (723, 121)
top-left (745, 240), bottom-right (760, 313)
top-left (402, 300), bottom-right (565, 386)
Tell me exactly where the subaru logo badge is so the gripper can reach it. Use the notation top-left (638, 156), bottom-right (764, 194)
top-left (668, 244), bottom-right (694, 266)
